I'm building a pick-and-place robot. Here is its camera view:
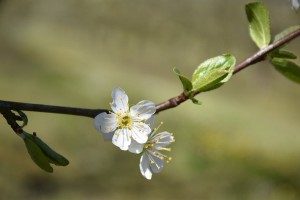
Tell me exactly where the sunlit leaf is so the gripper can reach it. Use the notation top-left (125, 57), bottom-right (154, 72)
top-left (245, 2), bottom-right (271, 49)
top-left (192, 54), bottom-right (236, 92)
top-left (173, 67), bottom-right (193, 94)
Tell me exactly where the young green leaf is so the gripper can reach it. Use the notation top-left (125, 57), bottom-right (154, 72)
top-left (274, 25), bottom-right (300, 43)
top-left (31, 134), bottom-right (69, 166)
top-left (269, 49), bottom-right (297, 59)
top-left (13, 110), bottom-right (28, 128)
top-left (245, 2), bottom-right (271, 49)
top-left (190, 97), bottom-right (202, 105)
top-left (271, 58), bottom-right (300, 84)
top-left (173, 67), bottom-right (193, 94)
top-left (192, 54), bottom-right (236, 92)
top-left (23, 134), bottom-right (53, 173)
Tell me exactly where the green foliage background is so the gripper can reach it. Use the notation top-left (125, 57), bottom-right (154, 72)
top-left (0, 0), bottom-right (299, 199)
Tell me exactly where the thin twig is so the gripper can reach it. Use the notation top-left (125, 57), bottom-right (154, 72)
top-left (0, 100), bottom-right (108, 118)
top-left (155, 28), bottom-right (300, 113)
top-left (0, 29), bottom-right (299, 117)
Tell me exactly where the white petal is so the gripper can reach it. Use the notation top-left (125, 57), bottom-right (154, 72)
top-left (128, 140), bottom-right (144, 154)
top-left (131, 122), bottom-right (151, 144)
top-left (152, 131), bottom-right (175, 147)
top-left (130, 100), bottom-right (156, 121)
top-left (291, 0), bottom-right (300, 10)
top-left (111, 87), bottom-right (129, 114)
top-left (148, 151), bottom-right (164, 173)
top-left (94, 112), bottom-right (118, 133)
top-left (139, 153), bottom-right (152, 180)
top-left (112, 128), bottom-right (131, 150)
top-left (145, 116), bottom-right (155, 130)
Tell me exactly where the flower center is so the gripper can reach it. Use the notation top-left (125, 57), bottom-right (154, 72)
top-left (117, 114), bottom-right (132, 129)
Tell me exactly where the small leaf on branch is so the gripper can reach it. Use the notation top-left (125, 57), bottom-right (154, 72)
top-left (245, 2), bottom-right (271, 49)
top-left (173, 67), bottom-right (193, 94)
top-left (192, 54), bottom-right (236, 92)
top-left (271, 58), bottom-right (300, 84)
top-left (23, 133), bottom-right (54, 172)
top-left (190, 97), bottom-right (202, 105)
top-left (22, 131), bottom-right (69, 172)
top-left (270, 49), bottom-right (297, 59)
top-left (31, 133), bottom-right (69, 166)
top-left (274, 25), bottom-right (300, 42)
top-left (13, 110), bottom-right (28, 128)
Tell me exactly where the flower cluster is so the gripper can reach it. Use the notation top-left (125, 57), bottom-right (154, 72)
top-left (94, 87), bottom-right (175, 180)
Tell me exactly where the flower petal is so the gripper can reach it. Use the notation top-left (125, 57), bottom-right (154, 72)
top-left (148, 151), bottom-right (164, 173)
top-left (131, 122), bottom-right (151, 144)
top-left (112, 128), bottom-right (131, 150)
top-left (139, 153), bottom-right (152, 180)
top-left (145, 116), bottom-right (155, 130)
top-left (128, 140), bottom-right (144, 154)
top-left (111, 87), bottom-right (129, 114)
top-left (94, 112), bottom-right (118, 133)
top-left (130, 100), bottom-right (156, 121)
top-left (152, 131), bottom-right (175, 147)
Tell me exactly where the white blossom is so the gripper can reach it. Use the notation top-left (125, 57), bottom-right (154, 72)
top-left (291, 0), bottom-right (300, 10)
top-left (94, 87), bottom-right (156, 151)
top-left (138, 127), bottom-right (175, 180)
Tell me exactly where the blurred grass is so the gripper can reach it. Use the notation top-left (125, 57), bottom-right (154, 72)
top-left (0, 0), bottom-right (300, 199)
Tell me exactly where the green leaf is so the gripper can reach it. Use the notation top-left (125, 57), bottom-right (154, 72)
top-left (273, 25), bottom-right (300, 43)
top-left (192, 54), bottom-right (236, 92)
top-left (190, 97), bottom-right (202, 105)
top-left (173, 67), bottom-right (193, 94)
top-left (269, 49), bottom-right (297, 59)
top-left (271, 58), bottom-right (300, 84)
top-left (245, 2), bottom-right (271, 49)
top-left (14, 110), bottom-right (28, 128)
top-left (31, 134), bottom-right (69, 166)
top-left (23, 133), bottom-right (53, 173)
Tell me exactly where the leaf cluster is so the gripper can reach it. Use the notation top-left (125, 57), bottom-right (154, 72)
top-left (246, 2), bottom-right (300, 83)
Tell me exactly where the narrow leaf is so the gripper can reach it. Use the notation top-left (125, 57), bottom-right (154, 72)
top-left (14, 110), bottom-right (28, 128)
top-left (270, 49), bottom-right (297, 59)
top-left (273, 25), bottom-right (300, 43)
top-left (23, 134), bottom-right (53, 173)
top-left (190, 97), bottom-right (202, 105)
top-left (173, 67), bottom-right (193, 94)
top-left (192, 54), bottom-right (236, 92)
top-left (32, 134), bottom-right (69, 166)
top-left (245, 2), bottom-right (271, 48)
top-left (271, 58), bottom-right (300, 84)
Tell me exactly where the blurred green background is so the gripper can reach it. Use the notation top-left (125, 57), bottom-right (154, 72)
top-left (0, 0), bottom-right (300, 199)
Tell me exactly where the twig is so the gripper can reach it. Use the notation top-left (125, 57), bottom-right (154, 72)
top-left (155, 28), bottom-right (300, 113)
top-left (0, 100), bottom-right (108, 118)
top-left (0, 29), bottom-right (299, 116)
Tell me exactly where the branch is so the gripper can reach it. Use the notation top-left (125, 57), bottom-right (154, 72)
top-left (0, 29), bottom-right (299, 117)
top-left (233, 28), bottom-right (300, 74)
top-left (156, 28), bottom-right (300, 113)
top-left (0, 100), bottom-right (108, 118)
top-left (1, 110), bottom-right (23, 135)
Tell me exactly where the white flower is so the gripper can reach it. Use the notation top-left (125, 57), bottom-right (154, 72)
top-left (138, 128), bottom-right (175, 180)
top-left (291, 0), bottom-right (300, 10)
top-left (94, 87), bottom-right (156, 151)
